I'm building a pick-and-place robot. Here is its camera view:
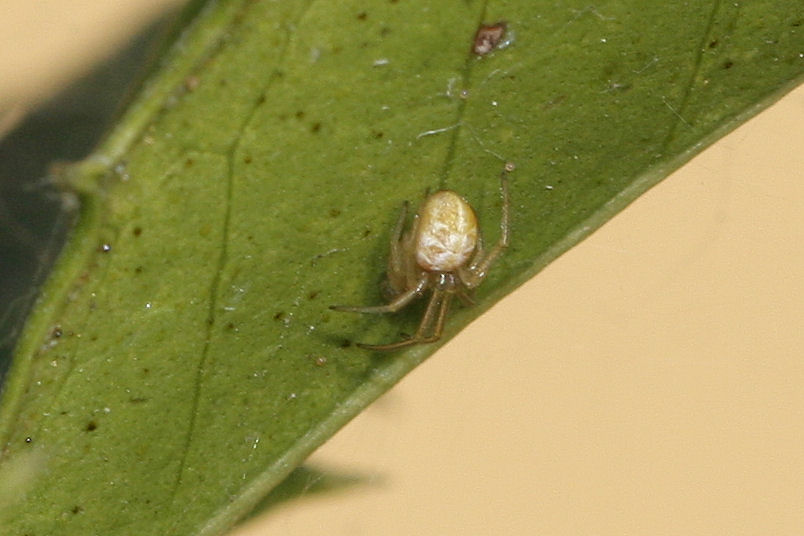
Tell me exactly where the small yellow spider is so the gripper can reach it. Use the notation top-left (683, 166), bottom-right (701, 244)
top-left (331, 163), bottom-right (512, 351)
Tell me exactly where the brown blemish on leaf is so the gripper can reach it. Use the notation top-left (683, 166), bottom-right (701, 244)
top-left (473, 22), bottom-right (506, 55)
top-left (184, 75), bottom-right (200, 92)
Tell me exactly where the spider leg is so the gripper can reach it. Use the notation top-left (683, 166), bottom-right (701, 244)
top-left (414, 288), bottom-right (445, 340)
top-left (460, 165), bottom-right (510, 289)
top-left (456, 287), bottom-right (475, 306)
top-left (423, 291), bottom-right (452, 342)
top-left (331, 273), bottom-right (428, 314)
top-left (467, 228), bottom-right (485, 269)
top-left (356, 291), bottom-right (453, 351)
top-left (330, 275), bottom-right (426, 314)
top-left (385, 201), bottom-right (409, 294)
top-left (402, 215), bottom-right (421, 291)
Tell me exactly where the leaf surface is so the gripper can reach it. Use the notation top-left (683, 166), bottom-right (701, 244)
top-left (0, 1), bottom-right (801, 534)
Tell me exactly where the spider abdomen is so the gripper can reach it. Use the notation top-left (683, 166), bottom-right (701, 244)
top-left (414, 190), bottom-right (478, 272)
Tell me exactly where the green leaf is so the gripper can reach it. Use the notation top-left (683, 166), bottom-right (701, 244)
top-left (0, 1), bottom-right (801, 534)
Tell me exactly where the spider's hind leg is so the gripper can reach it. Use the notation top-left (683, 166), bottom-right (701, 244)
top-left (356, 290), bottom-right (453, 351)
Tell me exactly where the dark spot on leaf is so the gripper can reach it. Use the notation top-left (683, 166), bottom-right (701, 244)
top-left (273, 311), bottom-right (285, 321)
top-left (308, 290), bottom-right (320, 300)
top-left (380, 26), bottom-right (391, 37)
top-left (362, 228), bottom-right (372, 238)
top-left (542, 94), bottom-right (567, 110)
top-left (226, 322), bottom-right (236, 330)
top-left (356, 11), bottom-right (367, 20)
top-left (85, 421), bottom-right (97, 432)
top-left (708, 39), bottom-right (719, 48)
top-left (723, 59), bottom-right (734, 69)
top-left (185, 158), bottom-right (194, 167)
top-left (311, 122), bottom-right (322, 133)
top-left (256, 94), bottom-right (266, 105)
top-left (373, 130), bottom-right (384, 139)
top-left (133, 227), bottom-right (142, 237)
top-left (71, 505), bottom-right (83, 515)
top-left (243, 155), bottom-right (252, 164)
top-left (295, 110), bottom-right (305, 119)
top-left (129, 397), bottom-right (148, 404)
top-left (339, 339), bottom-right (353, 348)
top-left (329, 208), bottom-right (341, 218)
top-left (142, 368), bottom-right (150, 375)
top-left (473, 22), bottom-right (506, 55)
top-left (184, 76), bottom-right (200, 91)
top-left (134, 266), bottom-right (143, 274)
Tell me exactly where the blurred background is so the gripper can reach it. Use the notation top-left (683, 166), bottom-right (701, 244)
top-left (1, 2), bottom-right (802, 534)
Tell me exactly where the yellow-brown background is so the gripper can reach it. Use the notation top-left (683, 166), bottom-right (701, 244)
top-left (2, 3), bottom-right (802, 534)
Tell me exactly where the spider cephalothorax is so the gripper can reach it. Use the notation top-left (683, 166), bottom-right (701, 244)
top-left (332, 163), bottom-right (512, 351)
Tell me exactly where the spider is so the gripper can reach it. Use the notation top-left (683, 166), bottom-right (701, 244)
top-left (331, 162), bottom-right (512, 351)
